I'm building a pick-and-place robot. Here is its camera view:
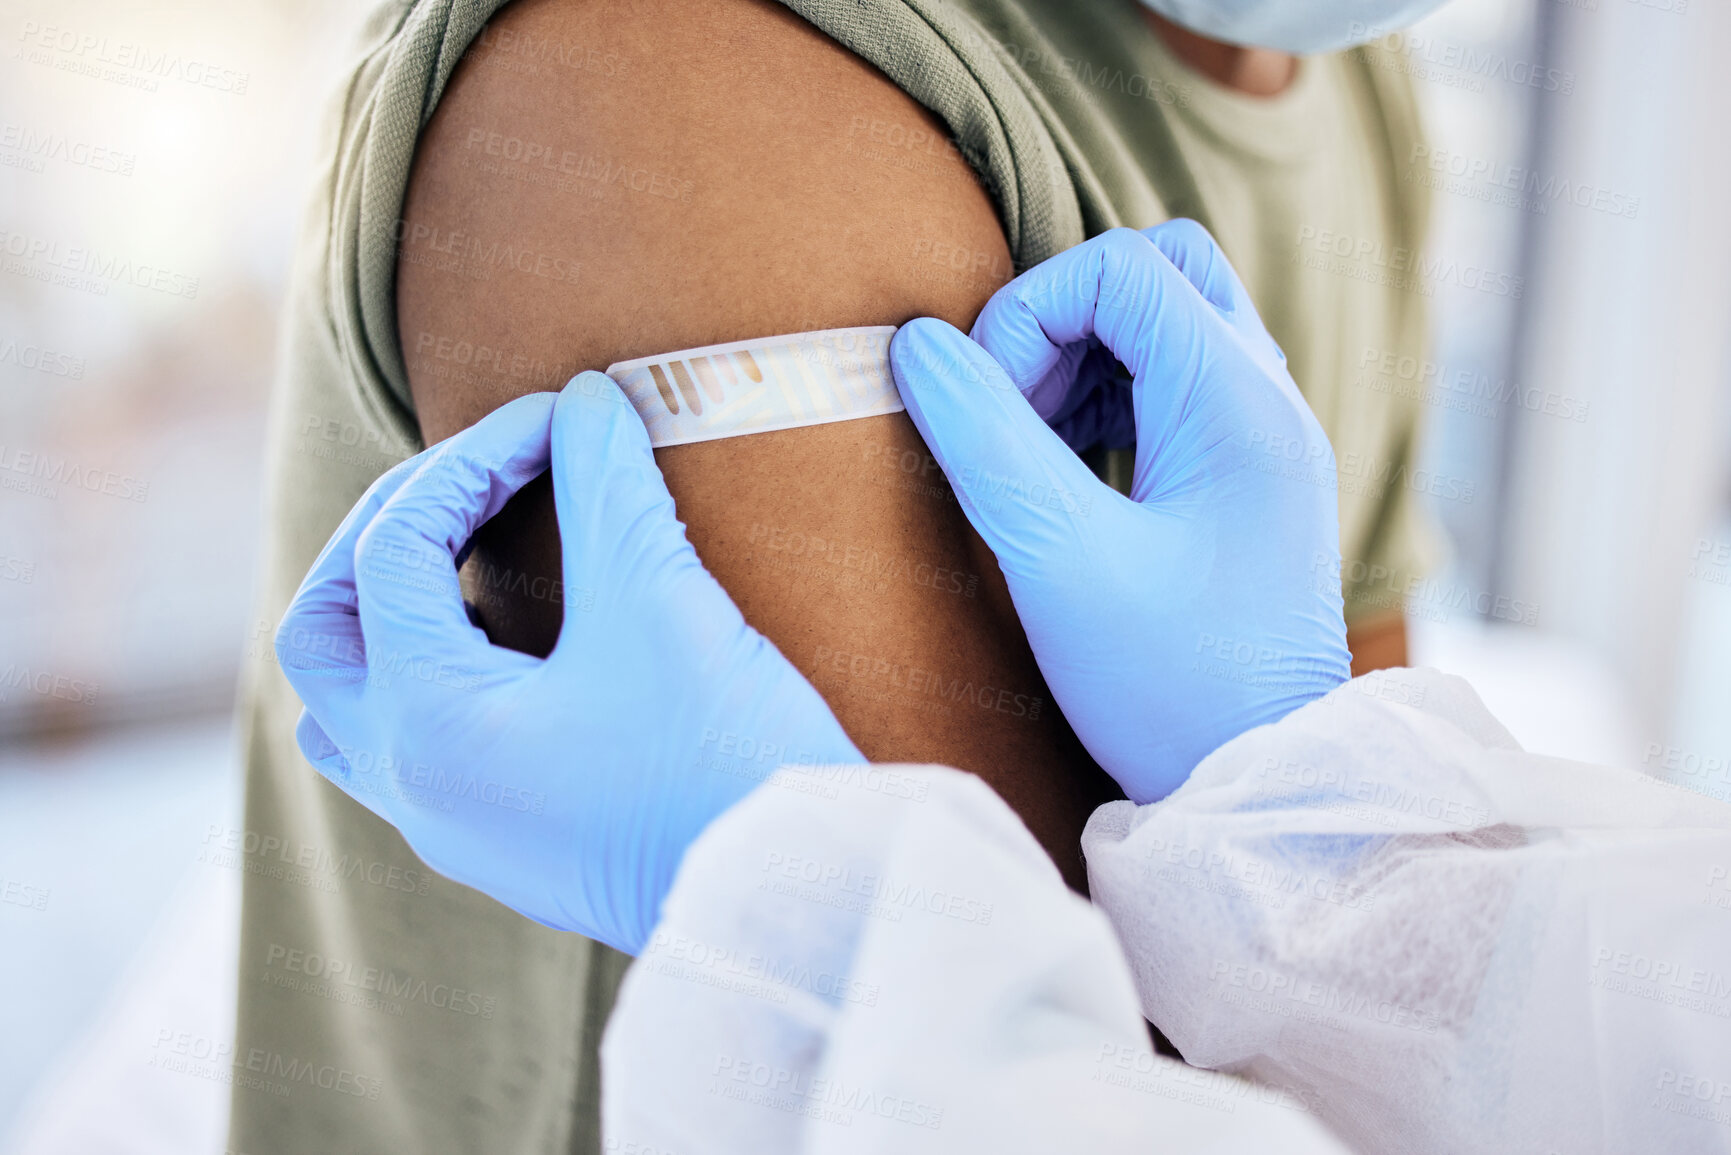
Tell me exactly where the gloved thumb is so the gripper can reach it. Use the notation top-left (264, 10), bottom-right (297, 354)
top-left (890, 318), bottom-right (1113, 578)
top-left (548, 372), bottom-right (731, 659)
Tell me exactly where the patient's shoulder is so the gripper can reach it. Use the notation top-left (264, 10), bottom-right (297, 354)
top-left (398, 0), bottom-right (1011, 442)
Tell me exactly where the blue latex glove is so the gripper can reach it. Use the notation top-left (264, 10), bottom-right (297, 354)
top-left (274, 377), bottom-right (861, 955)
top-left (890, 221), bottom-right (1351, 803)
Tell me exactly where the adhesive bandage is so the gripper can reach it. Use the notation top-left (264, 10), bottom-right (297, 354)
top-left (605, 327), bottom-right (901, 448)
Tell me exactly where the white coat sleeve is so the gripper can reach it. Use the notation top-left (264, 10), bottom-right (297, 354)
top-left (600, 762), bottom-right (1351, 1155)
top-left (1084, 667), bottom-right (1731, 1155)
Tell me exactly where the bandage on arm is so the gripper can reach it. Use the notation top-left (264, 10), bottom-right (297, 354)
top-left (396, 0), bottom-right (1120, 890)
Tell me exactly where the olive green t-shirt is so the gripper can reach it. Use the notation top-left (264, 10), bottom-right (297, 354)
top-left (230, 3), bottom-right (1435, 1152)
top-left (1149, 27), bottom-right (1442, 616)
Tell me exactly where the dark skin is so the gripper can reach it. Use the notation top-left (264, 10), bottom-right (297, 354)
top-left (396, 0), bottom-right (1401, 896)
top-left (1143, 10), bottom-right (1300, 97)
top-left (399, 0), bottom-right (1400, 1070)
top-left (398, 0), bottom-right (1120, 893)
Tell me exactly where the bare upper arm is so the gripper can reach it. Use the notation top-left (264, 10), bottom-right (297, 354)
top-left (399, 0), bottom-right (1010, 435)
top-left (396, 0), bottom-right (1118, 888)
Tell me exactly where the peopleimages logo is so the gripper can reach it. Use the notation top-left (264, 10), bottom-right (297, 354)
top-left (263, 943), bottom-right (498, 1018)
top-left (0, 227), bottom-right (199, 298)
top-left (758, 850), bottom-right (995, 925)
top-left (16, 21), bottom-right (250, 95)
top-left (1357, 346), bottom-right (1591, 424)
top-left (0, 443), bottom-right (149, 502)
top-left (199, 823), bottom-right (435, 896)
top-left (0, 664), bottom-right (100, 706)
top-left (710, 1055), bottom-right (945, 1130)
top-left (0, 121), bottom-right (137, 176)
top-left (0, 337), bottom-right (85, 378)
top-left (1293, 225), bottom-right (1524, 299)
top-left (394, 220), bottom-right (582, 284)
top-left (1352, 23), bottom-right (1575, 95)
top-left (1406, 144), bottom-right (1640, 220)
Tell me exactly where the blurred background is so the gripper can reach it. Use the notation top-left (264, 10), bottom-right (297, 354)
top-left (0, 0), bottom-right (364, 1149)
top-left (1, 0), bottom-right (1727, 1150)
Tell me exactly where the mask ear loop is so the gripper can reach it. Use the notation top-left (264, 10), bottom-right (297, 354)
top-left (606, 327), bottom-right (902, 449)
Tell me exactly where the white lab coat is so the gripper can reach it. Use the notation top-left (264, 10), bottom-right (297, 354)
top-left (601, 669), bottom-right (1731, 1153)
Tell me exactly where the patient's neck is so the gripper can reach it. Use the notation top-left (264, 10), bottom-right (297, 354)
top-left (1142, 11), bottom-right (1298, 97)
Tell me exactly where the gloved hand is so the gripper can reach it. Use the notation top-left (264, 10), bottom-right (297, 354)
top-left (275, 377), bottom-right (861, 955)
top-left (890, 221), bottom-right (1351, 803)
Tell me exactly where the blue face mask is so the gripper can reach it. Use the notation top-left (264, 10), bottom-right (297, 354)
top-left (1138, 0), bottom-right (1452, 54)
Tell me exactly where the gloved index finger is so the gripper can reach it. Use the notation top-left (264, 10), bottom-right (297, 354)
top-left (1140, 219), bottom-right (1251, 316)
top-left (971, 227), bottom-right (1225, 404)
top-left (1139, 219), bottom-right (1286, 376)
top-left (352, 392), bottom-right (556, 676)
